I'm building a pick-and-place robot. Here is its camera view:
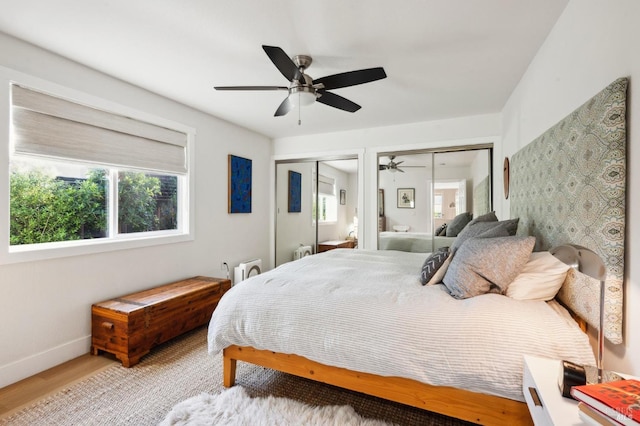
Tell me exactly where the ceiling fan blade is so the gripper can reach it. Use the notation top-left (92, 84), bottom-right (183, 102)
top-left (314, 67), bottom-right (386, 90)
top-left (316, 90), bottom-right (361, 112)
top-left (395, 161), bottom-right (404, 166)
top-left (214, 86), bottom-right (288, 91)
top-left (397, 168), bottom-right (405, 173)
top-left (379, 164), bottom-right (388, 170)
top-left (262, 45), bottom-right (302, 82)
top-left (274, 96), bottom-right (294, 117)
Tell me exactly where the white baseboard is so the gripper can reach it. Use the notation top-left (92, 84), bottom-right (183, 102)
top-left (0, 335), bottom-right (91, 389)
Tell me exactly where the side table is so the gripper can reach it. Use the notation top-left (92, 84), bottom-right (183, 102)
top-left (523, 355), bottom-right (634, 425)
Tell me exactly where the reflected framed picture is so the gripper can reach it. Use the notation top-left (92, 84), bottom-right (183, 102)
top-left (397, 188), bottom-right (415, 209)
top-left (228, 155), bottom-right (252, 213)
top-left (288, 170), bottom-right (302, 213)
top-left (339, 189), bottom-right (346, 205)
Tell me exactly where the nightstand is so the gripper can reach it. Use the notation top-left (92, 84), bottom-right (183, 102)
top-left (523, 356), bottom-right (635, 425)
top-left (523, 356), bottom-right (582, 425)
top-left (318, 240), bottom-right (356, 252)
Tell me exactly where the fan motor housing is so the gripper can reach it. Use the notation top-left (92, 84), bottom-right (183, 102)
top-left (293, 54), bottom-right (312, 70)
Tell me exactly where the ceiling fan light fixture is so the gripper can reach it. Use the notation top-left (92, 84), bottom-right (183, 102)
top-left (289, 86), bottom-right (316, 107)
top-left (214, 45), bottom-right (386, 117)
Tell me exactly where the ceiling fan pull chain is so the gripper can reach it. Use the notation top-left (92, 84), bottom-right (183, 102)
top-left (298, 92), bottom-right (302, 125)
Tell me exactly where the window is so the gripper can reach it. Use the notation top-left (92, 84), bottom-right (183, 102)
top-left (313, 174), bottom-right (337, 223)
top-left (433, 193), bottom-right (443, 219)
top-left (5, 82), bottom-right (193, 262)
top-left (317, 193), bottom-right (338, 223)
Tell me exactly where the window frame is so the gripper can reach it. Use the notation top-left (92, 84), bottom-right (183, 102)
top-left (313, 173), bottom-right (338, 225)
top-left (0, 66), bottom-right (195, 265)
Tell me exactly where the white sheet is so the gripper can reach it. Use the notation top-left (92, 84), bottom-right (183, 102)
top-left (208, 249), bottom-right (595, 401)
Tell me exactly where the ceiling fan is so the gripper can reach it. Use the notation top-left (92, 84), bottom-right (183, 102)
top-left (214, 45), bottom-right (387, 117)
top-left (379, 155), bottom-right (425, 173)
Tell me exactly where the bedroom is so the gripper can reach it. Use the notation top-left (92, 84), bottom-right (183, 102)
top-left (0, 0), bottom-right (639, 424)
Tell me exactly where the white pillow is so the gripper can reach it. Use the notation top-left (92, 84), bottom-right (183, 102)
top-left (506, 251), bottom-right (570, 301)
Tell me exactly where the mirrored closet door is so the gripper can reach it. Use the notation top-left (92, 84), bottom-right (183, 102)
top-left (275, 158), bottom-right (358, 267)
top-left (377, 146), bottom-right (492, 253)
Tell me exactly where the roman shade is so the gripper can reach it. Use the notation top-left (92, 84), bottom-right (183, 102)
top-left (11, 84), bottom-right (187, 174)
top-left (318, 174), bottom-right (335, 196)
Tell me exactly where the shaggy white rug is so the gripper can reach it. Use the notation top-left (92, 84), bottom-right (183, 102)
top-left (160, 386), bottom-right (394, 426)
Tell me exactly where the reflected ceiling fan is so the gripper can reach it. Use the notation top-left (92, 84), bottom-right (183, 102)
top-left (379, 155), bottom-right (425, 173)
top-left (214, 45), bottom-right (387, 117)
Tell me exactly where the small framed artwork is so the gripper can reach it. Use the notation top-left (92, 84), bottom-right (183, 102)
top-left (228, 155), bottom-right (252, 213)
top-left (397, 188), bottom-right (415, 209)
top-left (378, 189), bottom-right (384, 216)
top-left (339, 189), bottom-right (346, 205)
top-left (288, 170), bottom-right (302, 213)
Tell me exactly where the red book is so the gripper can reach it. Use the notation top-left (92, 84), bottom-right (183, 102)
top-left (579, 402), bottom-right (622, 426)
top-left (571, 379), bottom-right (640, 426)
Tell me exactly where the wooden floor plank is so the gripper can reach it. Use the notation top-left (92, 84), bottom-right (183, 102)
top-left (0, 353), bottom-right (117, 417)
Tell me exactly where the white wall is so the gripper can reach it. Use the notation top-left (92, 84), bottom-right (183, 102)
top-left (498, 0), bottom-right (639, 376)
top-left (379, 168), bottom-right (431, 233)
top-left (0, 33), bottom-right (271, 387)
top-left (346, 172), bottom-right (358, 238)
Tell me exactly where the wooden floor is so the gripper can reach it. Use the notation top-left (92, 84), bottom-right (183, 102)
top-left (0, 353), bottom-right (118, 419)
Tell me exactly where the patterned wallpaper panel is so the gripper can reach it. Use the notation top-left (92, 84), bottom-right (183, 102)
top-left (473, 177), bottom-right (490, 218)
top-left (510, 77), bottom-right (627, 345)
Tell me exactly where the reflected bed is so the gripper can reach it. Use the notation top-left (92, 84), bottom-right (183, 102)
top-left (378, 231), bottom-right (454, 252)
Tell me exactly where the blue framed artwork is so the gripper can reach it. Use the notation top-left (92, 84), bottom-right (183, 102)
top-left (288, 170), bottom-right (302, 213)
top-left (228, 155), bottom-right (252, 213)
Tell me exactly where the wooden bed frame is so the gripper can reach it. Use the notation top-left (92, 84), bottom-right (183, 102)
top-left (223, 345), bottom-right (533, 425)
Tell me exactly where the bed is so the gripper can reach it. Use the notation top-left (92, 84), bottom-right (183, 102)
top-left (209, 249), bottom-right (595, 424)
top-left (208, 77), bottom-right (627, 425)
top-left (378, 231), bottom-right (454, 252)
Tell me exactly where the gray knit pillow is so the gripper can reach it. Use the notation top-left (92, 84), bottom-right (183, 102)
top-left (450, 219), bottom-right (518, 253)
top-left (466, 211), bottom-right (498, 226)
top-left (445, 212), bottom-right (472, 237)
top-left (443, 236), bottom-right (535, 299)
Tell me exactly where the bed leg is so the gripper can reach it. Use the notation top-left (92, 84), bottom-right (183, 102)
top-left (223, 349), bottom-right (237, 387)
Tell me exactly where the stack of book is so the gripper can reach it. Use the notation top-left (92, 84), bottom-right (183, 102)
top-left (570, 379), bottom-right (640, 425)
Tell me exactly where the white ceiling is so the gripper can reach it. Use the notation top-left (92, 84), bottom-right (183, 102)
top-left (0, 0), bottom-right (568, 140)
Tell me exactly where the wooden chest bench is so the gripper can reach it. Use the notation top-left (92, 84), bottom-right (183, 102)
top-left (91, 276), bottom-right (231, 367)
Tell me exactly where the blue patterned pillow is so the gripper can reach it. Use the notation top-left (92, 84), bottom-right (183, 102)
top-left (420, 248), bottom-right (451, 285)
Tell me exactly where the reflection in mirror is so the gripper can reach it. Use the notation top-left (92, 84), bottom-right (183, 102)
top-left (276, 161), bottom-right (315, 267)
top-left (275, 158), bottom-right (358, 267)
top-left (378, 148), bottom-right (491, 253)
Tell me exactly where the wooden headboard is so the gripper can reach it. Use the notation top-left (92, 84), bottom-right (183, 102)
top-left (510, 77), bottom-right (627, 345)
